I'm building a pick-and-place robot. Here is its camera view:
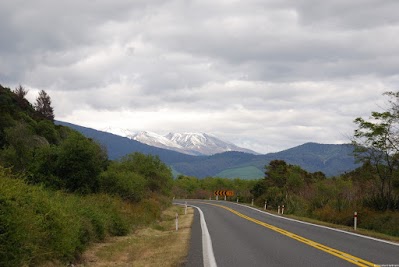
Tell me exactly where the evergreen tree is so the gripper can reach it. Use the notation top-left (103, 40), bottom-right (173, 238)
top-left (13, 85), bottom-right (28, 99)
top-left (35, 90), bottom-right (54, 121)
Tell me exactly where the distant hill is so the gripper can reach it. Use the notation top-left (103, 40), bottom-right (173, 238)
top-left (56, 121), bottom-right (360, 178)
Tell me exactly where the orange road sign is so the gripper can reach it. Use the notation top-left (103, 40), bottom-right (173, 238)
top-left (214, 190), bottom-right (234, 197)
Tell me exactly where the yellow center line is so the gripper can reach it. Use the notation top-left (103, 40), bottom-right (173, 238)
top-left (197, 201), bottom-right (378, 267)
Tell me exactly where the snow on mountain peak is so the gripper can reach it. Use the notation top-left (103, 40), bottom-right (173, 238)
top-left (101, 128), bottom-right (258, 156)
top-left (131, 131), bottom-right (183, 149)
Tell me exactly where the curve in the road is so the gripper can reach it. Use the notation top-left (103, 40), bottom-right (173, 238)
top-left (204, 202), bottom-right (376, 267)
top-left (175, 203), bottom-right (217, 267)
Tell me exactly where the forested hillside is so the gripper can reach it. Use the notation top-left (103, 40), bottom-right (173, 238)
top-left (0, 84), bottom-right (173, 266)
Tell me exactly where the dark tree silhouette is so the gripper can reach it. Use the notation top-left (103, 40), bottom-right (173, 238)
top-left (35, 90), bottom-right (54, 121)
top-left (13, 85), bottom-right (28, 99)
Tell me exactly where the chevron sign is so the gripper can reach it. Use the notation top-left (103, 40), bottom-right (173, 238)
top-left (214, 190), bottom-right (234, 197)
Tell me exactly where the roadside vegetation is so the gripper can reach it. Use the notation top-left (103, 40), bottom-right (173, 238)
top-left (0, 85), bottom-right (173, 266)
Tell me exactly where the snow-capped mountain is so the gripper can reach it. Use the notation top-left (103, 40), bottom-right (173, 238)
top-left (101, 127), bottom-right (258, 156)
top-left (129, 131), bottom-right (189, 154)
top-left (164, 132), bottom-right (255, 155)
top-left (137, 132), bottom-right (258, 155)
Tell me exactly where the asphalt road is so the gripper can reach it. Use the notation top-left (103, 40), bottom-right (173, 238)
top-left (174, 200), bottom-right (399, 267)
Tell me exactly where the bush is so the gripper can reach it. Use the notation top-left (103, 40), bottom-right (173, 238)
top-left (99, 166), bottom-right (146, 202)
top-left (56, 132), bottom-right (107, 193)
top-left (359, 210), bottom-right (399, 237)
top-left (0, 169), bottom-right (165, 266)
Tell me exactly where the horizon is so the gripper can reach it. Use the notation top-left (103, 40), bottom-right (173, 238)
top-left (57, 120), bottom-right (351, 156)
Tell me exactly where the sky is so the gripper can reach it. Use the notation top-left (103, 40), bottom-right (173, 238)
top-left (1, 0), bottom-right (399, 154)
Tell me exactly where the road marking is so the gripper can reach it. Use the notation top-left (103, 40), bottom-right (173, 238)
top-left (232, 202), bottom-right (399, 247)
top-left (205, 202), bottom-right (377, 267)
top-left (174, 203), bottom-right (217, 267)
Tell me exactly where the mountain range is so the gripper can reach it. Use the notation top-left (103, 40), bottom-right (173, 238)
top-left (56, 121), bottom-right (360, 179)
top-left (101, 128), bottom-right (258, 156)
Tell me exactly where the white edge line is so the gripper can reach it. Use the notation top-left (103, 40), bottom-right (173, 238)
top-left (221, 201), bottom-right (399, 247)
top-left (174, 203), bottom-right (217, 267)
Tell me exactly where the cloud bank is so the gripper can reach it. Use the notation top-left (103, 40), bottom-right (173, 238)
top-left (1, 0), bottom-right (398, 153)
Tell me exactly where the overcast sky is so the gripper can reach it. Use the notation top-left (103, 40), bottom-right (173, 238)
top-left (1, 0), bottom-right (399, 153)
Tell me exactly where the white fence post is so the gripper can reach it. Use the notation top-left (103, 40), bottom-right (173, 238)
top-left (278, 205), bottom-right (281, 214)
top-left (282, 205), bottom-right (285, 215)
top-left (354, 211), bottom-right (357, 231)
top-left (251, 199), bottom-right (254, 206)
top-left (264, 200), bottom-right (267, 210)
top-left (237, 197), bottom-right (239, 203)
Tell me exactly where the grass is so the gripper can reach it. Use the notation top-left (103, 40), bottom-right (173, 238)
top-left (76, 205), bottom-right (194, 267)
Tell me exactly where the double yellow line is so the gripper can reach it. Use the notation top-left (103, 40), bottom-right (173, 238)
top-left (205, 202), bottom-right (377, 267)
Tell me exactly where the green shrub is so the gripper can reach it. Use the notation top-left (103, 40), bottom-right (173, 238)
top-left (359, 210), bottom-right (399, 236)
top-left (99, 167), bottom-right (146, 202)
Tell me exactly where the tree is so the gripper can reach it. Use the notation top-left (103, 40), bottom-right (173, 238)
top-left (0, 122), bottom-right (48, 173)
top-left (56, 132), bottom-right (107, 193)
top-left (13, 85), bottom-right (28, 99)
top-left (117, 153), bottom-right (173, 196)
top-left (99, 162), bottom-right (146, 202)
top-left (352, 92), bottom-right (399, 210)
top-left (35, 90), bottom-right (54, 121)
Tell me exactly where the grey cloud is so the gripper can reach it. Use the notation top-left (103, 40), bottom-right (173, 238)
top-left (2, 0), bottom-right (399, 153)
top-left (292, 0), bottom-right (399, 29)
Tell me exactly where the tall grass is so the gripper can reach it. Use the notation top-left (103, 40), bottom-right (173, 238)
top-left (0, 168), bottom-right (167, 267)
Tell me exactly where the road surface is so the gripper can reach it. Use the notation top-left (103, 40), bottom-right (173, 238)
top-left (174, 200), bottom-right (399, 267)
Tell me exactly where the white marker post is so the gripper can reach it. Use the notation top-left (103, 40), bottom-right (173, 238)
top-left (224, 195), bottom-right (226, 201)
top-left (264, 200), bottom-right (267, 210)
top-left (237, 197), bottom-right (239, 203)
top-left (282, 205), bottom-right (285, 215)
top-left (185, 202), bottom-right (187, 215)
top-left (354, 212), bottom-right (357, 231)
top-left (175, 213), bottom-right (179, 231)
top-left (278, 205), bottom-right (281, 214)
top-left (216, 195), bottom-right (218, 201)
top-left (251, 199), bottom-right (254, 206)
